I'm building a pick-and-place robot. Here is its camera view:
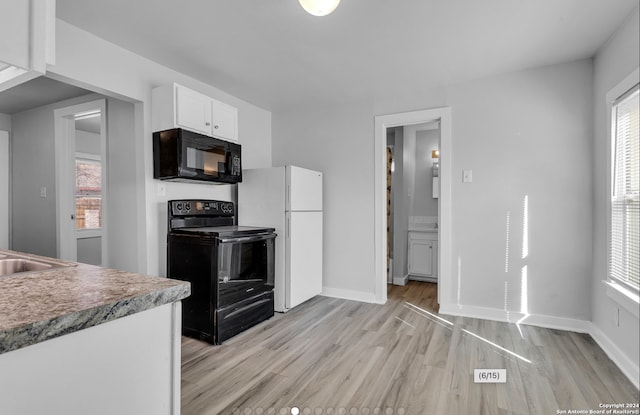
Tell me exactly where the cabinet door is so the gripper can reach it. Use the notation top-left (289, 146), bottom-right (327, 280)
top-left (175, 86), bottom-right (212, 135)
top-left (210, 99), bottom-right (238, 142)
top-left (408, 238), bottom-right (433, 277)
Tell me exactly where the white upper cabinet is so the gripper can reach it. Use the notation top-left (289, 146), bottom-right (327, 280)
top-left (0, 0), bottom-right (56, 92)
top-left (210, 98), bottom-right (238, 142)
top-left (152, 83), bottom-right (238, 142)
top-left (175, 86), bottom-right (212, 136)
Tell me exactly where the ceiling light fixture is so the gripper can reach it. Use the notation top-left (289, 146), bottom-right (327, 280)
top-left (298, 0), bottom-right (340, 16)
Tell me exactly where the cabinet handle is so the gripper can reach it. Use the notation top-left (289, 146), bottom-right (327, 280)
top-left (205, 122), bottom-right (211, 126)
top-left (214, 125), bottom-right (219, 129)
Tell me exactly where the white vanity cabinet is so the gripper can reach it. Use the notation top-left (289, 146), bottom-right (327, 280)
top-left (408, 231), bottom-right (438, 282)
top-left (152, 83), bottom-right (238, 142)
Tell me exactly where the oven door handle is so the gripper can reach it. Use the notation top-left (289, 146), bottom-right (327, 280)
top-left (222, 297), bottom-right (273, 320)
top-left (218, 233), bottom-right (276, 244)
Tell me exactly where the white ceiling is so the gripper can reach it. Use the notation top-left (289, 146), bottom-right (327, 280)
top-left (49, 1), bottom-right (640, 112)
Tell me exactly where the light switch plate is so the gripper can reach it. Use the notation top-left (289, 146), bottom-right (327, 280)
top-left (463, 170), bottom-right (473, 183)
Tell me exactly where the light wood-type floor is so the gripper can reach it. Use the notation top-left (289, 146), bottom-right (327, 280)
top-left (182, 281), bottom-right (639, 415)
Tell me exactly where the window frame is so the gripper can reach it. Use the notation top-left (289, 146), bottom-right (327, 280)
top-left (604, 68), bottom-right (640, 316)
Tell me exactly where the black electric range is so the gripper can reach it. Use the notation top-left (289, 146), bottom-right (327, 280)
top-left (167, 199), bottom-right (276, 345)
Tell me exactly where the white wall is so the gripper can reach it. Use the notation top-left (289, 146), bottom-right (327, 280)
top-left (105, 98), bottom-right (138, 272)
top-left (402, 125), bottom-right (418, 221)
top-left (390, 124), bottom-right (418, 281)
top-left (11, 101), bottom-right (61, 257)
top-left (446, 61), bottom-right (594, 321)
top-left (44, 19), bottom-right (272, 276)
top-left (0, 114), bottom-right (10, 130)
top-left (414, 129), bottom-right (439, 218)
top-left (1, 115), bottom-right (11, 250)
top-left (592, 6), bottom-right (640, 384)
top-left (0, 130), bottom-right (8, 249)
top-left (273, 101), bottom-right (377, 300)
top-left (274, 59), bottom-right (594, 322)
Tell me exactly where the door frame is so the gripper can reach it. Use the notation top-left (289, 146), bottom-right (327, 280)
top-left (54, 99), bottom-right (107, 263)
top-left (374, 107), bottom-right (452, 305)
top-left (0, 130), bottom-right (10, 249)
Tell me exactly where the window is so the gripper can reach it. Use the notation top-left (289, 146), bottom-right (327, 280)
top-left (609, 83), bottom-right (639, 293)
top-left (75, 157), bottom-right (102, 230)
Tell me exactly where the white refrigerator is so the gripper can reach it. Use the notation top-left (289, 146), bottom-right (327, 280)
top-left (238, 166), bottom-right (323, 312)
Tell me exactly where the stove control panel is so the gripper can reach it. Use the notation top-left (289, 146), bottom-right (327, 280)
top-left (170, 199), bottom-right (234, 216)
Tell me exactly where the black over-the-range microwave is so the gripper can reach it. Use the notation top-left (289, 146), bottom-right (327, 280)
top-left (153, 128), bottom-right (242, 184)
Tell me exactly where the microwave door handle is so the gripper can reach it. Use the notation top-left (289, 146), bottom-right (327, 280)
top-left (218, 233), bottom-right (276, 244)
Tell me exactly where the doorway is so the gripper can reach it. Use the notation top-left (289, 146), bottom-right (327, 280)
top-left (374, 108), bottom-right (452, 306)
top-left (54, 99), bottom-right (107, 265)
top-left (388, 122), bottom-right (441, 286)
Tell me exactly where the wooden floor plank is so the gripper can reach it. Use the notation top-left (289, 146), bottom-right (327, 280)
top-left (181, 281), bottom-right (639, 415)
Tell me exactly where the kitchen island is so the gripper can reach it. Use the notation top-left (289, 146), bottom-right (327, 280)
top-left (0, 249), bottom-right (190, 415)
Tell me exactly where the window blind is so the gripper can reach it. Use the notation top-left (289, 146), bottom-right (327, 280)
top-left (610, 84), bottom-right (639, 291)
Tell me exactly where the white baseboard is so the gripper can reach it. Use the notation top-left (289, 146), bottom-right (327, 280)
top-left (589, 323), bottom-right (640, 390)
top-left (439, 302), bottom-right (639, 389)
top-left (321, 286), bottom-right (380, 304)
top-left (438, 303), bottom-right (591, 332)
top-left (393, 274), bottom-right (409, 286)
top-left (409, 275), bottom-right (438, 283)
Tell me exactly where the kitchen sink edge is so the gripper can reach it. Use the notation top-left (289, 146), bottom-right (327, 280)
top-left (0, 252), bottom-right (75, 277)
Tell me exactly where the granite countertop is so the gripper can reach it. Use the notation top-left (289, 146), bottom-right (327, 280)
top-left (0, 249), bottom-right (190, 355)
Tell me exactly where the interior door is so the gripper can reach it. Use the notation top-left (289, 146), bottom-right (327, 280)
top-left (286, 211), bottom-right (323, 309)
top-left (0, 130), bottom-right (9, 249)
top-left (55, 99), bottom-right (106, 264)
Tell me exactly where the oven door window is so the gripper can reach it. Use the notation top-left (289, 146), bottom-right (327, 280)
top-left (217, 235), bottom-right (275, 307)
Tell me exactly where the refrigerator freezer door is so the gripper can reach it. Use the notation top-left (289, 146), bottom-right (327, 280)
top-left (286, 211), bottom-right (323, 310)
top-left (287, 166), bottom-right (323, 212)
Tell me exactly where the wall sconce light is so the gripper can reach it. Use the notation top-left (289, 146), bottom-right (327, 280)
top-left (299, 0), bottom-right (341, 16)
top-left (431, 149), bottom-right (440, 177)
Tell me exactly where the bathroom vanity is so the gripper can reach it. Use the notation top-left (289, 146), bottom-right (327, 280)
top-left (408, 228), bottom-right (439, 282)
